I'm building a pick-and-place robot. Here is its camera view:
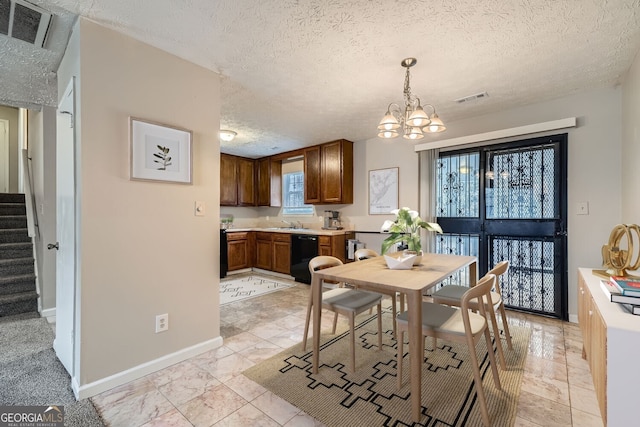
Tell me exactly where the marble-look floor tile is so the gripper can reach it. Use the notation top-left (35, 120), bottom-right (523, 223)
top-left (140, 408), bottom-right (193, 427)
top-left (238, 341), bottom-right (283, 364)
top-left (251, 390), bottom-right (302, 425)
top-left (520, 373), bottom-right (570, 406)
top-left (566, 363), bottom-right (595, 391)
top-left (225, 374), bottom-right (268, 401)
top-left (91, 377), bottom-right (156, 410)
top-left (283, 412), bottom-right (326, 427)
top-left (97, 388), bottom-right (174, 427)
top-left (516, 390), bottom-right (572, 426)
top-left (571, 407), bottom-right (604, 427)
top-left (514, 416), bottom-right (545, 426)
top-left (157, 366), bottom-right (221, 406)
top-left (524, 354), bottom-right (568, 382)
top-left (213, 403), bottom-right (280, 427)
top-left (199, 352), bottom-right (255, 383)
top-left (223, 331), bottom-right (264, 352)
top-left (568, 384), bottom-right (601, 417)
top-left (178, 383), bottom-right (247, 427)
top-left (248, 322), bottom-right (291, 340)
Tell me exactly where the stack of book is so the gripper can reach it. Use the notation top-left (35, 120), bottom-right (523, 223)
top-left (600, 276), bottom-right (640, 315)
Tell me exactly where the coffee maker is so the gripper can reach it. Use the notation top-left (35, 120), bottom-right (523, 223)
top-left (323, 210), bottom-right (342, 230)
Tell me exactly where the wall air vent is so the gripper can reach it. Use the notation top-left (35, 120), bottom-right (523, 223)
top-left (0, 0), bottom-right (52, 48)
top-left (455, 91), bottom-right (489, 104)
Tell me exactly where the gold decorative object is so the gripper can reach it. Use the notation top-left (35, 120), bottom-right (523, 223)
top-left (593, 224), bottom-right (640, 279)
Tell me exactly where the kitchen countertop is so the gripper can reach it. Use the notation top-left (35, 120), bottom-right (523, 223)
top-left (222, 227), bottom-right (354, 236)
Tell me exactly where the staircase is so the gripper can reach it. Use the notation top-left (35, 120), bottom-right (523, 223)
top-left (0, 193), bottom-right (38, 317)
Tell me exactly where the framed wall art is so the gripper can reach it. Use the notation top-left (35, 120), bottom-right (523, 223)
top-left (369, 167), bottom-right (399, 214)
top-left (130, 117), bottom-right (193, 184)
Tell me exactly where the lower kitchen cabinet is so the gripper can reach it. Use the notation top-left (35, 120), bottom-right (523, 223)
top-left (272, 234), bottom-right (291, 274)
top-left (227, 232), bottom-right (253, 271)
top-left (255, 232), bottom-right (291, 274)
top-left (318, 233), bottom-right (354, 263)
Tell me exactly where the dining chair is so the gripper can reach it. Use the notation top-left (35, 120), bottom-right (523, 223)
top-left (354, 248), bottom-right (404, 337)
top-left (430, 260), bottom-right (513, 369)
top-left (395, 274), bottom-right (502, 427)
top-left (303, 256), bottom-right (383, 373)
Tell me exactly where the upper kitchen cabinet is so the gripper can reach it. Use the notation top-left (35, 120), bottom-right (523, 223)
top-left (220, 154), bottom-right (238, 206)
top-left (237, 157), bottom-right (256, 206)
top-left (303, 146), bottom-right (321, 204)
top-left (257, 158), bottom-right (282, 207)
top-left (220, 154), bottom-right (256, 206)
top-left (304, 139), bottom-right (353, 204)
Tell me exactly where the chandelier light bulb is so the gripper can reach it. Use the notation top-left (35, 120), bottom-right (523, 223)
top-left (377, 58), bottom-right (445, 140)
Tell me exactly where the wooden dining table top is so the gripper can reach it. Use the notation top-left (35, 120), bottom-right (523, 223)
top-left (313, 252), bottom-right (477, 292)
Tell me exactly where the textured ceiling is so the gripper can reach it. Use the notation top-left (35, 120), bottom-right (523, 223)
top-left (2, 0), bottom-right (640, 157)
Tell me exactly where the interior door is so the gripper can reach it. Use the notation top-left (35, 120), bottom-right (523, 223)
top-left (54, 78), bottom-right (76, 375)
top-left (434, 134), bottom-right (568, 320)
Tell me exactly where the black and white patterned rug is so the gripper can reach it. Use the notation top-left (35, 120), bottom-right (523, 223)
top-left (220, 275), bottom-right (295, 305)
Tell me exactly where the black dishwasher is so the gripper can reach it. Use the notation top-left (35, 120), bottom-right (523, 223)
top-left (290, 234), bottom-right (318, 284)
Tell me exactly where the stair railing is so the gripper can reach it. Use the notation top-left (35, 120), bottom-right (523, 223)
top-left (21, 148), bottom-right (40, 241)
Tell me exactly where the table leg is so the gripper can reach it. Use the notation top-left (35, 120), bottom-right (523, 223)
top-left (311, 274), bottom-right (322, 374)
top-left (408, 288), bottom-right (423, 422)
top-left (469, 261), bottom-right (477, 287)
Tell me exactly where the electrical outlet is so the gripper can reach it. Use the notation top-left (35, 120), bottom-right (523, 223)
top-left (577, 201), bottom-right (589, 215)
top-left (195, 201), bottom-right (205, 216)
top-left (155, 313), bottom-right (169, 333)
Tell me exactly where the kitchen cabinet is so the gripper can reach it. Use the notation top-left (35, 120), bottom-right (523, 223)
top-left (303, 146), bottom-right (321, 204)
top-left (318, 232), bottom-right (354, 263)
top-left (237, 157), bottom-right (256, 206)
top-left (321, 139), bottom-right (353, 204)
top-left (257, 158), bottom-right (282, 207)
top-left (272, 234), bottom-right (291, 274)
top-left (227, 232), bottom-right (253, 271)
top-left (303, 140), bottom-right (353, 204)
top-left (220, 154), bottom-right (256, 206)
top-left (255, 232), bottom-right (273, 270)
top-left (220, 154), bottom-right (238, 206)
top-left (255, 232), bottom-right (291, 274)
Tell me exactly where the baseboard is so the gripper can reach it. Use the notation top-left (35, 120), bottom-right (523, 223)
top-left (73, 336), bottom-right (224, 399)
top-left (41, 307), bottom-right (56, 322)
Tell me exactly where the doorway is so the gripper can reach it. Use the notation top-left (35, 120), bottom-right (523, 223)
top-left (434, 134), bottom-right (568, 320)
top-left (54, 78), bottom-right (77, 376)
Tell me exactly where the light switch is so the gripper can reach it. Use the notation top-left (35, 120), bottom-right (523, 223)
top-left (577, 201), bottom-right (589, 215)
top-left (195, 201), bottom-right (205, 216)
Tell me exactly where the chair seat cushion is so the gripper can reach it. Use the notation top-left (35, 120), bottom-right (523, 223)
top-left (322, 288), bottom-right (382, 312)
top-left (432, 285), bottom-right (501, 307)
top-left (396, 302), bottom-right (486, 335)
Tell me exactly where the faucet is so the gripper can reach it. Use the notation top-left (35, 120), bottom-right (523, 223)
top-left (281, 220), bottom-right (304, 229)
top-left (281, 219), bottom-right (294, 228)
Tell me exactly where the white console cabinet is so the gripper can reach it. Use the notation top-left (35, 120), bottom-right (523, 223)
top-left (578, 268), bottom-right (640, 426)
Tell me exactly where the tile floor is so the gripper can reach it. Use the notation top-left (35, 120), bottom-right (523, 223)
top-left (91, 274), bottom-right (604, 426)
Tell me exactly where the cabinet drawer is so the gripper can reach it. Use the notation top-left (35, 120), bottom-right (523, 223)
top-left (273, 234), bottom-right (291, 243)
top-left (318, 235), bottom-right (331, 245)
top-left (226, 232), bottom-right (248, 241)
top-left (255, 232), bottom-right (272, 241)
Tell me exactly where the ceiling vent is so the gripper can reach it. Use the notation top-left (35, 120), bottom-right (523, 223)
top-left (0, 0), bottom-right (52, 48)
top-left (455, 91), bottom-right (489, 104)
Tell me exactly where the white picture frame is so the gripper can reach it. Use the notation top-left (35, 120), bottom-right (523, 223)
top-left (130, 117), bottom-right (192, 184)
top-left (369, 167), bottom-right (399, 215)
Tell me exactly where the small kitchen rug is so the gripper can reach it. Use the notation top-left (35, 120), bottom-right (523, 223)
top-left (220, 275), bottom-right (295, 305)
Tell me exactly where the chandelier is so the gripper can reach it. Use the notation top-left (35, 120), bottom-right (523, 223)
top-left (377, 58), bottom-right (446, 140)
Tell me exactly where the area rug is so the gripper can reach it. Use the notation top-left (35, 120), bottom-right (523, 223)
top-left (243, 310), bottom-right (529, 427)
top-left (220, 275), bottom-right (295, 305)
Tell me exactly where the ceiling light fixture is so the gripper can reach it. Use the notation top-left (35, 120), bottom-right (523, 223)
top-left (377, 58), bottom-right (446, 140)
top-left (219, 130), bottom-right (237, 142)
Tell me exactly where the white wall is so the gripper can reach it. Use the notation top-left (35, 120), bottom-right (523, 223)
top-left (0, 105), bottom-right (19, 192)
top-left (622, 52), bottom-right (640, 224)
top-left (348, 87), bottom-right (623, 319)
top-left (56, 18), bottom-right (221, 391)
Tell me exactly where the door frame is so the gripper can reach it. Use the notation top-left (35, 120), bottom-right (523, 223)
top-left (0, 119), bottom-right (8, 193)
top-left (437, 134), bottom-right (568, 319)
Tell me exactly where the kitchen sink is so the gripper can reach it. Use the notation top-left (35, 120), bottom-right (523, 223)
top-left (264, 227), bottom-right (311, 231)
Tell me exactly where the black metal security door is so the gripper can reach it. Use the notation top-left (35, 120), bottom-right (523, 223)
top-left (434, 134), bottom-right (568, 320)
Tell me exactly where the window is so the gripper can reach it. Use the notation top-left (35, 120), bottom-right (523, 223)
top-left (282, 171), bottom-right (314, 215)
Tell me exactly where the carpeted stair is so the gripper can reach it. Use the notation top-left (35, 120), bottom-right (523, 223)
top-left (0, 193), bottom-right (38, 317)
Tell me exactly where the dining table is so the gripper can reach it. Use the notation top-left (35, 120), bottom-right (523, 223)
top-left (310, 252), bottom-right (477, 423)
